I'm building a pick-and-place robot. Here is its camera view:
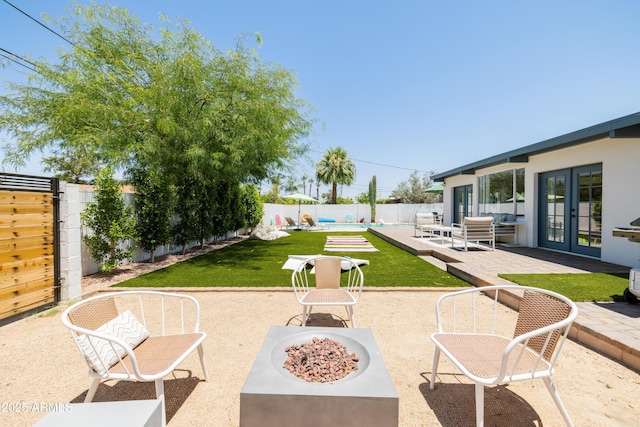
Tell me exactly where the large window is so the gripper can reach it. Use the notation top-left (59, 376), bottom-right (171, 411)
top-left (478, 168), bottom-right (525, 215)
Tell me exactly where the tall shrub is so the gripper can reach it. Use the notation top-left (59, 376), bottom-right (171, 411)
top-left (173, 174), bottom-right (202, 254)
top-left (129, 166), bottom-right (174, 263)
top-left (210, 181), bottom-right (232, 244)
top-left (242, 184), bottom-right (263, 230)
top-left (228, 183), bottom-right (246, 235)
top-left (81, 168), bottom-right (136, 271)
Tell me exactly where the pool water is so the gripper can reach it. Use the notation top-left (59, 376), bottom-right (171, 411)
top-left (321, 222), bottom-right (412, 230)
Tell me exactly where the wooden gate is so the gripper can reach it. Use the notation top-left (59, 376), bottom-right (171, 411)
top-left (0, 173), bottom-right (59, 322)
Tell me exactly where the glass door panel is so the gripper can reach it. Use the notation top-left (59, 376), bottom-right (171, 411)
top-left (453, 185), bottom-right (473, 224)
top-left (539, 164), bottom-right (602, 257)
top-left (540, 171), bottom-right (569, 251)
top-left (572, 167), bottom-right (602, 256)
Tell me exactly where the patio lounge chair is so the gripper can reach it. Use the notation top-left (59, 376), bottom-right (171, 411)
top-left (450, 216), bottom-right (495, 250)
top-left (61, 291), bottom-right (209, 426)
top-left (304, 217), bottom-right (326, 230)
top-left (291, 256), bottom-right (364, 327)
top-left (429, 285), bottom-right (578, 426)
top-left (284, 217), bottom-right (297, 229)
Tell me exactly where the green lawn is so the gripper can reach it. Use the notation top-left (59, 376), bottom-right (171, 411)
top-left (499, 272), bottom-right (629, 302)
top-left (116, 231), bottom-right (470, 288)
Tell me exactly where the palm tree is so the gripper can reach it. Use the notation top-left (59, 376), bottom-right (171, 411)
top-left (315, 147), bottom-right (356, 204)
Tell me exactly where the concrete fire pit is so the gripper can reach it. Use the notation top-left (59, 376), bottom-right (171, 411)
top-left (240, 326), bottom-right (399, 427)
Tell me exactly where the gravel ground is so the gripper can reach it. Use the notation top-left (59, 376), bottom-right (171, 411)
top-left (2, 290), bottom-right (640, 426)
top-left (2, 238), bottom-right (639, 426)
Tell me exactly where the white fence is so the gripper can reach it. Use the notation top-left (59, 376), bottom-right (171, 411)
top-left (262, 203), bottom-right (444, 227)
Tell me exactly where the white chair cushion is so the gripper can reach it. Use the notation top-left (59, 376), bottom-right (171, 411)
top-left (76, 310), bottom-right (150, 376)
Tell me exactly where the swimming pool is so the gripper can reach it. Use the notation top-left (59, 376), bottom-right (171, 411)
top-left (320, 222), bottom-right (413, 230)
top-left (321, 223), bottom-right (370, 230)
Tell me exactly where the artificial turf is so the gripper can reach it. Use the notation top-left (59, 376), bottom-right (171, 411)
top-left (116, 231), bottom-right (470, 288)
top-left (499, 272), bottom-right (629, 302)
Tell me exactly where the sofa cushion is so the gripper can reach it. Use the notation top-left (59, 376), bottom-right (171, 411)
top-left (464, 216), bottom-right (494, 225)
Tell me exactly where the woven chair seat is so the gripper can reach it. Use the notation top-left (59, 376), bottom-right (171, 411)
top-left (432, 333), bottom-right (549, 380)
top-left (301, 289), bottom-right (355, 304)
top-left (110, 332), bottom-right (205, 376)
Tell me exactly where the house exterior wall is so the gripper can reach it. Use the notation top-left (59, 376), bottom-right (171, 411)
top-left (440, 136), bottom-right (640, 268)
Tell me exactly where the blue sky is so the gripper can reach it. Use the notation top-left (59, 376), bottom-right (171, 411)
top-left (2, 1), bottom-right (640, 199)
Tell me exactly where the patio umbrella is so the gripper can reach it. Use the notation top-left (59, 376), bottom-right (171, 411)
top-left (424, 183), bottom-right (444, 194)
top-left (282, 192), bottom-right (318, 225)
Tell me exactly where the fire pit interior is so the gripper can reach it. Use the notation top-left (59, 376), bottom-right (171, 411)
top-left (273, 331), bottom-right (370, 383)
top-left (241, 326), bottom-right (398, 427)
top-left (283, 336), bottom-right (360, 382)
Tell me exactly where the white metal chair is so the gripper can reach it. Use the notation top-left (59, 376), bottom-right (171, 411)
top-left (429, 285), bottom-right (578, 426)
top-left (291, 256), bottom-right (364, 327)
top-left (450, 216), bottom-right (495, 250)
top-left (62, 291), bottom-right (209, 426)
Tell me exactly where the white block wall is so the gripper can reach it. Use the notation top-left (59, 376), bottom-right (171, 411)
top-left (58, 182), bottom-right (82, 301)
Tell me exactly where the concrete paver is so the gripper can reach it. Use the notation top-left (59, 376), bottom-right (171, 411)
top-left (370, 226), bottom-right (640, 372)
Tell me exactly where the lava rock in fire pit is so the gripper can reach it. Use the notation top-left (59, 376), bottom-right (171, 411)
top-left (283, 336), bottom-right (359, 382)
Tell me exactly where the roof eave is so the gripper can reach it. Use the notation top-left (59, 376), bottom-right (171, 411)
top-left (432, 111), bottom-right (640, 181)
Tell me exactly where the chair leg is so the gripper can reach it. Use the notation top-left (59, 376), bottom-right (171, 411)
top-left (302, 306), bottom-right (309, 326)
top-left (155, 379), bottom-right (166, 427)
top-left (543, 377), bottom-right (574, 426)
top-left (197, 343), bottom-right (209, 382)
top-left (429, 348), bottom-right (441, 390)
top-left (84, 378), bottom-right (101, 403)
top-left (475, 383), bottom-right (484, 427)
top-left (346, 306), bottom-right (355, 327)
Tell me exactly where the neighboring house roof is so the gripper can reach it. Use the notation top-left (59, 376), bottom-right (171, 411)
top-left (432, 111), bottom-right (640, 181)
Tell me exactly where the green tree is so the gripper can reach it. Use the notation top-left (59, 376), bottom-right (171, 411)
top-left (391, 170), bottom-right (438, 203)
top-left (41, 144), bottom-right (101, 184)
top-left (129, 166), bottom-right (174, 263)
top-left (81, 168), bottom-right (136, 272)
top-left (0, 4), bottom-right (312, 191)
top-left (315, 147), bottom-right (356, 204)
top-left (355, 192), bottom-right (369, 204)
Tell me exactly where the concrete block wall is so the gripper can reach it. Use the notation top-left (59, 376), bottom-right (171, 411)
top-left (58, 182), bottom-right (82, 301)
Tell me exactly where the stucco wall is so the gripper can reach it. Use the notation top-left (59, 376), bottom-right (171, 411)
top-left (440, 136), bottom-right (640, 268)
